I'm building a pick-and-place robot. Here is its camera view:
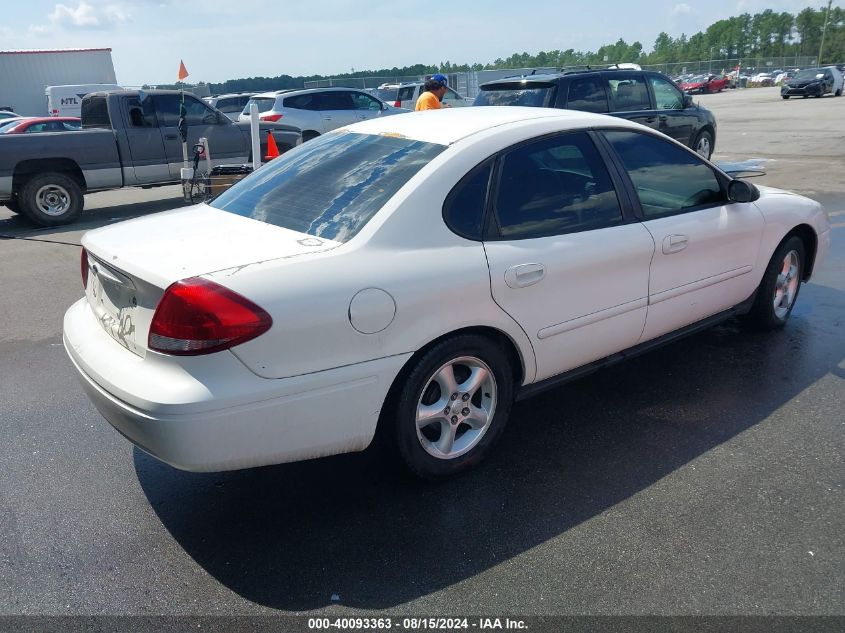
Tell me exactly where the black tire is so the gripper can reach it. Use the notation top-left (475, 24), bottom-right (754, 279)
top-left (836, 89), bottom-right (842, 97)
top-left (388, 334), bottom-right (515, 479)
top-left (692, 129), bottom-right (714, 160)
top-left (746, 236), bottom-right (806, 331)
top-left (19, 172), bottom-right (84, 226)
top-left (782, 95), bottom-right (789, 99)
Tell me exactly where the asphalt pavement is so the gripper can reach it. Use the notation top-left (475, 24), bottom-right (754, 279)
top-left (0, 88), bottom-right (842, 629)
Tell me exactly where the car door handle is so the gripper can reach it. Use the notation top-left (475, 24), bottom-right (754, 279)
top-left (663, 234), bottom-right (689, 254)
top-left (164, 133), bottom-right (178, 140)
top-left (504, 263), bottom-right (545, 289)
top-left (643, 116), bottom-right (657, 123)
top-left (323, 117), bottom-right (332, 121)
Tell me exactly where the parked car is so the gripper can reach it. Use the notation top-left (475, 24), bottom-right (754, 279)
top-left (391, 82), bottom-right (472, 109)
top-left (0, 90), bottom-right (301, 225)
top-left (63, 107), bottom-right (830, 479)
top-left (750, 73), bottom-right (774, 86)
top-left (0, 117), bottom-right (80, 134)
top-left (0, 110), bottom-right (19, 121)
top-left (238, 87), bottom-right (405, 141)
top-left (474, 68), bottom-right (718, 158)
top-left (679, 74), bottom-right (729, 94)
top-left (203, 93), bottom-right (257, 121)
top-left (0, 117), bottom-right (28, 132)
top-left (781, 67), bottom-right (842, 98)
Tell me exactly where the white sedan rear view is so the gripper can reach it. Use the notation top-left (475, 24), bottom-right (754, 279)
top-left (64, 107), bottom-right (830, 479)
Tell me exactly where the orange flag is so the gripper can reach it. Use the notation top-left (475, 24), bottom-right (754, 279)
top-left (177, 60), bottom-right (189, 81)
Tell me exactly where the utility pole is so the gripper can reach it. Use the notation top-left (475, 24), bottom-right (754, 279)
top-left (818, 0), bottom-right (833, 65)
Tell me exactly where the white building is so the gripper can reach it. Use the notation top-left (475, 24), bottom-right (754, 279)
top-left (0, 48), bottom-right (117, 116)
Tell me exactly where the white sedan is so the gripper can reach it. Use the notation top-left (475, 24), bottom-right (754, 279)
top-left (63, 107), bottom-right (831, 479)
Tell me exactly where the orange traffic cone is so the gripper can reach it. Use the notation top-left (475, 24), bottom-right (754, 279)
top-left (264, 131), bottom-right (280, 161)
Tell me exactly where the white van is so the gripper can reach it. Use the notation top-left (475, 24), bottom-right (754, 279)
top-left (45, 84), bottom-right (122, 117)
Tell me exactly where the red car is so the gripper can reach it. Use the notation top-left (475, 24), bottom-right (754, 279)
top-left (1, 117), bottom-right (81, 134)
top-left (679, 74), bottom-right (729, 94)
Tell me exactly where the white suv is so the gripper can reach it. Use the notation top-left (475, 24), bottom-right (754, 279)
top-left (238, 87), bottom-right (405, 141)
top-left (204, 93), bottom-right (257, 121)
top-left (389, 82), bottom-right (472, 109)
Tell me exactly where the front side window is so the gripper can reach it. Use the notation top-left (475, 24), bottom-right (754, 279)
top-left (649, 75), bottom-right (684, 110)
top-left (153, 95), bottom-right (220, 126)
top-left (475, 82), bottom-right (557, 107)
top-left (609, 76), bottom-right (650, 111)
top-left (604, 130), bottom-right (723, 218)
top-left (566, 77), bottom-right (609, 113)
top-left (492, 132), bottom-right (623, 239)
top-left (351, 92), bottom-right (382, 110)
top-left (211, 131), bottom-right (445, 243)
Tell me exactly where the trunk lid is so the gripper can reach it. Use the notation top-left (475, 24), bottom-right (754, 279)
top-left (82, 204), bottom-right (340, 357)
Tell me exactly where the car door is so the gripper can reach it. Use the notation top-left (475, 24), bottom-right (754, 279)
top-left (154, 94), bottom-right (248, 178)
top-left (646, 74), bottom-right (694, 146)
top-left (121, 96), bottom-right (170, 184)
top-left (316, 90), bottom-right (358, 132)
top-left (482, 131), bottom-right (655, 381)
top-left (602, 129), bottom-right (765, 343)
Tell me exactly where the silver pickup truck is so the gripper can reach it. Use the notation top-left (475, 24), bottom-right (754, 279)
top-left (0, 89), bottom-right (301, 226)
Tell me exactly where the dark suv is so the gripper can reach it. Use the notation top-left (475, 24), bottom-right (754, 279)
top-left (474, 69), bottom-right (718, 159)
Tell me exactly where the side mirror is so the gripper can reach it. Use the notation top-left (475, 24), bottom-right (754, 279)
top-left (728, 179), bottom-right (760, 203)
top-left (683, 94), bottom-right (694, 108)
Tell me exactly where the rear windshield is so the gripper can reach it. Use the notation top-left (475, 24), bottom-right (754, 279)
top-left (474, 82), bottom-right (556, 107)
top-left (243, 97), bottom-right (276, 114)
top-left (210, 131), bottom-right (445, 242)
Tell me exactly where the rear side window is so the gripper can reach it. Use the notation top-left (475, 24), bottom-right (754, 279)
top-left (319, 91), bottom-right (354, 111)
top-left (443, 161), bottom-right (493, 240)
top-left (604, 130), bottom-right (723, 218)
top-left (81, 95), bottom-right (110, 128)
top-left (126, 97), bottom-right (157, 128)
top-left (609, 76), bottom-right (650, 111)
top-left (245, 97), bottom-right (276, 114)
top-left (493, 132), bottom-right (622, 239)
top-left (475, 82), bottom-right (556, 107)
top-left (284, 93), bottom-right (319, 110)
top-left (566, 77), bottom-right (608, 113)
top-left (211, 131), bottom-right (445, 243)
top-left (397, 86), bottom-right (416, 102)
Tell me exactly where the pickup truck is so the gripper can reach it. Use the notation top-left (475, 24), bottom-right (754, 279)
top-left (0, 89), bottom-right (301, 226)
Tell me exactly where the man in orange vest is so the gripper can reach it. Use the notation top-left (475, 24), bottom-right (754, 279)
top-left (415, 74), bottom-right (450, 111)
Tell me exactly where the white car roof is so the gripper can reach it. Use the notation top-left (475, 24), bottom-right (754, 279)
top-left (341, 106), bottom-right (642, 146)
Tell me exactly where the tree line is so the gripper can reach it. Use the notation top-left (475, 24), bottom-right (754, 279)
top-left (178, 5), bottom-right (844, 94)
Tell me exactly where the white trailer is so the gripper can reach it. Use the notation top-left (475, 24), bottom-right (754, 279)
top-left (0, 48), bottom-right (118, 116)
top-left (45, 84), bottom-right (122, 117)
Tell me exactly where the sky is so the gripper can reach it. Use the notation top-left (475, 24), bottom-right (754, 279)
top-left (0, 0), bottom-right (820, 86)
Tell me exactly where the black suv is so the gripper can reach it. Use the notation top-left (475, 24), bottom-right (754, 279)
top-left (474, 69), bottom-right (718, 159)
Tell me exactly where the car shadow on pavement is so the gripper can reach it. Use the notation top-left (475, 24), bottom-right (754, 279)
top-left (135, 281), bottom-right (845, 611)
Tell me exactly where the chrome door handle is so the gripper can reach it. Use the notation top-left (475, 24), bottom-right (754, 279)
top-left (504, 263), bottom-right (545, 289)
top-left (663, 234), bottom-right (689, 254)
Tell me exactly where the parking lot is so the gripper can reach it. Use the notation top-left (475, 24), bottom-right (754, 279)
top-left (0, 87), bottom-right (843, 627)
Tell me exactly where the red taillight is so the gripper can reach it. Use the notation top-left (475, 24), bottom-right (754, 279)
top-left (81, 248), bottom-right (89, 289)
top-left (148, 278), bottom-right (272, 356)
top-left (394, 100), bottom-right (401, 108)
top-left (260, 113), bottom-right (283, 122)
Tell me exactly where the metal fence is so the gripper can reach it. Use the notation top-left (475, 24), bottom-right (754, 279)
top-left (306, 57), bottom-right (836, 100)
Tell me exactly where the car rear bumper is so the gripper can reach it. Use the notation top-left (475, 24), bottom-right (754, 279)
top-left (63, 298), bottom-right (410, 472)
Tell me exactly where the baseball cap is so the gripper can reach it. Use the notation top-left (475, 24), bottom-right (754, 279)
top-left (431, 74), bottom-right (448, 86)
